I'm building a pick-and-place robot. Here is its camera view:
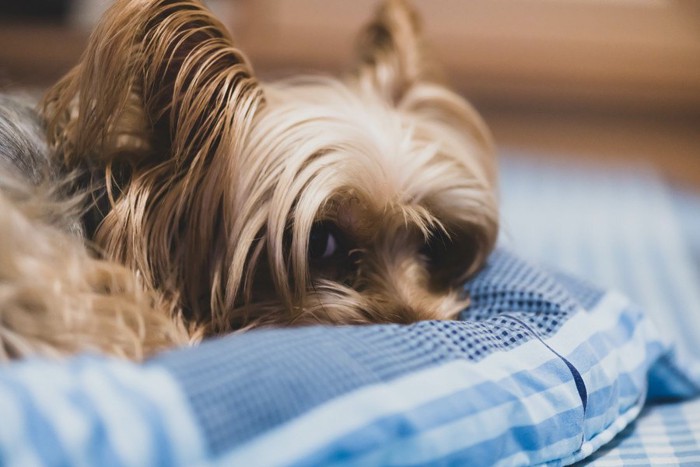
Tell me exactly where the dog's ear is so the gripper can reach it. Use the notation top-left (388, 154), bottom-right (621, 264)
top-left (42, 0), bottom-right (263, 172)
top-left (354, 0), bottom-right (436, 104)
top-left (356, 1), bottom-right (499, 281)
top-left (41, 0), bottom-right (264, 328)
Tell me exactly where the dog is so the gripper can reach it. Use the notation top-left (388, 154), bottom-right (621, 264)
top-left (0, 0), bottom-right (498, 361)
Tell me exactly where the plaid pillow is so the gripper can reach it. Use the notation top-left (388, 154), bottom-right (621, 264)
top-left (2, 249), bottom-right (693, 466)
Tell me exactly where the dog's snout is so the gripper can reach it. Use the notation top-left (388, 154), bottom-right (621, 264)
top-left (386, 300), bottom-right (463, 324)
top-left (388, 304), bottom-right (423, 324)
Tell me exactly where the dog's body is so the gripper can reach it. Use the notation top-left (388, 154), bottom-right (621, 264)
top-left (0, 0), bottom-right (498, 361)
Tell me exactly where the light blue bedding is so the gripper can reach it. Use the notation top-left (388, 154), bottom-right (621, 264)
top-left (1, 155), bottom-right (698, 466)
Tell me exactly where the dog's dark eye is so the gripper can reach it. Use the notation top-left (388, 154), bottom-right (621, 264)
top-left (420, 228), bottom-right (450, 266)
top-left (309, 222), bottom-right (340, 260)
top-left (420, 226), bottom-right (482, 290)
top-left (308, 221), bottom-right (357, 283)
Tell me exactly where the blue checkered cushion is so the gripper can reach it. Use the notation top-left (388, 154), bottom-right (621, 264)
top-left (1, 248), bottom-right (692, 466)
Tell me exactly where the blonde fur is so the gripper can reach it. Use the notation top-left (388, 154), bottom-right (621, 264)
top-left (0, 176), bottom-right (188, 361)
top-left (0, 0), bottom-right (498, 360)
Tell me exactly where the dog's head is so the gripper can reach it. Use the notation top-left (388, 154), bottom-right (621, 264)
top-left (42, 0), bottom-right (498, 333)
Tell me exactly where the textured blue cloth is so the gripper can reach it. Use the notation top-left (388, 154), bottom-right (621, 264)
top-left (499, 156), bottom-right (700, 377)
top-left (1, 157), bottom-right (698, 466)
top-left (575, 398), bottom-right (700, 467)
top-left (154, 249), bottom-right (685, 466)
top-left (500, 155), bottom-right (700, 465)
top-left (0, 248), bottom-right (694, 466)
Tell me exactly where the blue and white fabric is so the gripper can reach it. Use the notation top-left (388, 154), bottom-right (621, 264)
top-left (499, 155), bottom-right (700, 379)
top-left (0, 154), bottom-right (698, 466)
top-left (577, 398), bottom-right (700, 466)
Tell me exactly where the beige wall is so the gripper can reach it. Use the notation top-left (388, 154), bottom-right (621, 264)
top-left (226, 0), bottom-right (700, 113)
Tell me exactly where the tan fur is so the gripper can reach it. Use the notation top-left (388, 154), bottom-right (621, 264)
top-left (0, 177), bottom-right (189, 362)
top-left (1, 0), bottom-right (498, 360)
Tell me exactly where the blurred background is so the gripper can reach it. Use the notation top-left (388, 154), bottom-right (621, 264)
top-left (0, 0), bottom-right (698, 190)
top-left (0, 0), bottom-right (698, 318)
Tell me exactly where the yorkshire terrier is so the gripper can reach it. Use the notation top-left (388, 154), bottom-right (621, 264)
top-left (0, 0), bottom-right (498, 361)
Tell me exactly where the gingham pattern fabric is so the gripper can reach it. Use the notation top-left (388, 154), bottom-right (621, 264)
top-left (0, 248), bottom-right (688, 466)
top-left (154, 249), bottom-right (647, 464)
top-left (499, 155), bottom-right (700, 465)
top-left (576, 399), bottom-right (700, 466)
top-left (0, 358), bottom-right (206, 466)
top-left (0, 156), bottom-right (698, 466)
top-left (499, 155), bottom-right (700, 383)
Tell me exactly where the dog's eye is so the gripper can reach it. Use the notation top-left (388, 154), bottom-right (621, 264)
top-left (307, 221), bottom-right (357, 282)
top-left (420, 229), bottom-right (450, 265)
top-left (309, 222), bottom-right (340, 260)
top-left (420, 226), bottom-right (482, 290)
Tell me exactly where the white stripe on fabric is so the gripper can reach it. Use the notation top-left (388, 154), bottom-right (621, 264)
top-left (590, 455), bottom-right (700, 467)
top-left (561, 391), bottom-right (645, 465)
top-left (601, 446), bottom-right (700, 456)
top-left (342, 294), bottom-right (655, 466)
top-left (110, 364), bottom-right (207, 466)
top-left (543, 292), bottom-right (655, 395)
top-left (579, 314), bottom-right (655, 391)
top-left (71, 364), bottom-right (158, 466)
top-left (495, 435), bottom-right (586, 467)
top-left (217, 338), bottom-right (562, 466)
top-left (0, 384), bottom-right (43, 467)
top-left (12, 361), bottom-right (107, 467)
top-left (2, 358), bottom-right (206, 467)
top-left (546, 292), bottom-right (650, 354)
top-left (634, 421), bottom-right (700, 435)
top-left (618, 433), bottom-right (699, 445)
top-left (342, 377), bottom-right (582, 466)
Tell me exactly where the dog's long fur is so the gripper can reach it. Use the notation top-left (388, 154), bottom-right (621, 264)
top-left (0, 96), bottom-right (188, 360)
top-left (0, 0), bottom-right (498, 361)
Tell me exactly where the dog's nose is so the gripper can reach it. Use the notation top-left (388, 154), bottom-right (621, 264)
top-left (395, 306), bottom-right (422, 324)
top-left (388, 304), bottom-right (451, 324)
top-left (388, 296), bottom-right (466, 323)
top-left (371, 302), bottom-right (419, 324)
